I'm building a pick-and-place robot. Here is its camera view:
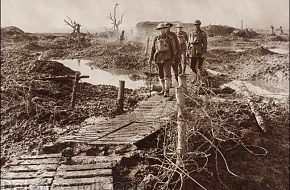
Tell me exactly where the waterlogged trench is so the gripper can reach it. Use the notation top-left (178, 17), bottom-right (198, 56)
top-left (54, 59), bottom-right (147, 89)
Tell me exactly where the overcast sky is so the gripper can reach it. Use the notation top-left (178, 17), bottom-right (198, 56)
top-left (1, 0), bottom-right (289, 33)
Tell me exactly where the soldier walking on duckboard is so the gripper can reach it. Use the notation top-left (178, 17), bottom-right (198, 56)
top-left (187, 20), bottom-right (207, 78)
top-left (149, 23), bottom-right (174, 97)
top-left (176, 24), bottom-right (189, 74)
top-left (164, 22), bottom-right (181, 84)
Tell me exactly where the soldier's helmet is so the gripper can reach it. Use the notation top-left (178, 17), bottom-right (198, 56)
top-left (176, 24), bottom-right (183, 28)
top-left (194, 20), bottom-right (201, 25)
top-left (164, 22), bottom-right (173, 28)
top-left (156, 23), bottom-right (167, 30)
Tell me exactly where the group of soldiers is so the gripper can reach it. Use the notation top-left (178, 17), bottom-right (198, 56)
top-left (149, 20), bottom-right (207, 97)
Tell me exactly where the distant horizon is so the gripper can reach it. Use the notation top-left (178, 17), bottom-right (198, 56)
top-left (1, 0), bottom-right (289, 33)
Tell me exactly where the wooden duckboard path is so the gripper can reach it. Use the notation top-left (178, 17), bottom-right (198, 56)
top-left (1, 154), bottom-right (119, 190)
top-left (1, 95), bottom-right (176, 189)
top-left (58, 95), bottom-right (176, 145)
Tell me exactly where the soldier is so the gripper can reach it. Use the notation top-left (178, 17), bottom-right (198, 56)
top-left (149, 23), bottom-right (174, 97)
top-left (187, 20), bottom-right (207, 76)
top-left (120, 30), bottom-right (125, 42)
top-left (164, 22), bottom-right (181, 84)
top-left (280, 26), bottom-right (283, 35)
top-left (176, 24), bottom-right (189, 74)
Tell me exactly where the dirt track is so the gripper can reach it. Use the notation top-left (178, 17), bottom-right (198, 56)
top-left (1, 26), bottom-right (289, 189)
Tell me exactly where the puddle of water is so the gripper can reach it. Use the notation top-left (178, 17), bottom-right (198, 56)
top-left (268, 48), bottom-right (289, 54)
top-left (221, 80), bottom-right (288, 99)
top-left (54, 59), bottom-right (147, 89)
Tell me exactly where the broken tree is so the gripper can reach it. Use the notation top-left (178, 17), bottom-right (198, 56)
top-left (64, 16), bottom-right (82, 47)
top-left (108, 3), bottom-right (124, 36)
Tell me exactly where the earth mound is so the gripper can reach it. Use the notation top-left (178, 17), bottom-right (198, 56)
top-left (30, 60), bottom-right (76, 76)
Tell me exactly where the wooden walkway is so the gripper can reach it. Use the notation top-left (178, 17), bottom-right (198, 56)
top-left (59, 95), bottom-right (176, 145)
top-left (1, 95), bottom-right (176, 189)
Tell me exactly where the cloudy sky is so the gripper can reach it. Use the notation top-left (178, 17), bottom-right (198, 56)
top-left (1, 0), bottom-right (289, 32)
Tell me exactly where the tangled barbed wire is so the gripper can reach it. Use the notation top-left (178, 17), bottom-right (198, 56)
top-left (142, 72), bottom-right (276, 190)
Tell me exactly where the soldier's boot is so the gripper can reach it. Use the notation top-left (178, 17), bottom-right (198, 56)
top-left (164, 78), bottom-right (171, 97)
top-left (158, 79), bottom-right (165, 95)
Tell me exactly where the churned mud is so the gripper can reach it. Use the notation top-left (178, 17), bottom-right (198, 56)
top-left (1, 26), bottom-right (289, 189)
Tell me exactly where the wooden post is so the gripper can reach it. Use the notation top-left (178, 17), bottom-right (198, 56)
top-left (27, 81), bottom-right (33, 115)
top-left (176, 87), bottom-right (186, 166)
top-left (117, 80), bottom-right (125, 112)
top-left (70, 72), bottom-right (80, 109)
top-left (241, 20), bottom-right (244, 30)
top-left (178, 74), bottom-right (188, 95)
top-left (144, 37), bottom-right (149, 55)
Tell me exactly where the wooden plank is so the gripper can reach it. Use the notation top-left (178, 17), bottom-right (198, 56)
top-left (56, 169), bottom-right (112, 179)
top-left (19, 154), bottom-right (61, 160)
top-left (9, 158), bottom-right (60, 165)
top-left (71, 156), bottom-right (120, 163)
top-left (58, 163), bottom-right (112, 171)
top-left (2, 164), bottom-right (58, 172)
top-left (51, 184), bottom-right (112, 190)
top-left (1, 171), bottom-right (55, 179)
top-left (1, 178), bottom-right (53, 187)
top-left (1, 186), bottom-right (50, 190)
top-left (52, 177), bottom-right (112, 186)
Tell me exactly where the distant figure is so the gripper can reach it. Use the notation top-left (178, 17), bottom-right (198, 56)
top-left (130, 29), bottom-right (134, 37)
top-left (271, 25), bottom-right (275, 35)
top-left (280, 26), bottom-right (283, 35)
top-left (120, 30), bottom-right (125, 42)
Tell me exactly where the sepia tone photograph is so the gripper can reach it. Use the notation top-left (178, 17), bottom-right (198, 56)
top-left (1, 0), bottom-right (289, 189)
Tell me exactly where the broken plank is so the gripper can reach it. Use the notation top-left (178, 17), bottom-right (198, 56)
top-left (1, 178), bottom-right (53, 187)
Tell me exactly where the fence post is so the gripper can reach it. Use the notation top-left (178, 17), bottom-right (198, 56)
top-left (27, 81), bottom-right (34, 115)
top-left (176, 87), bottom-right (186, 165)
top-left (178, 74), bottom-right (188, 95)
top-left (117, 80), bottom-right (125, 112)
top-left (70, 72), bottom-right (80, 109)
top-left (144, 37), bottom-right (149, 55)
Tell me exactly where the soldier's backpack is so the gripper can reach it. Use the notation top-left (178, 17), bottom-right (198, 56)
top-left (177, 31), bottom-right (187, 45)
top-left (155, 37), bottom-right (170, 52)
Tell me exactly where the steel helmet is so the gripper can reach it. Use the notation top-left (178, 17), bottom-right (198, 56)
top-left (156, 23), bottom-right (166, 30)
top-left (176, 24), bottom-right (183, 28)
top-left (164, 22), bottom-right (173, 28)
top-left (194, 20), bottom-right (201, 25)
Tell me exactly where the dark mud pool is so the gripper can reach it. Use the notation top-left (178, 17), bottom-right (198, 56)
top-left (54, 59), bottom-right (147, 89)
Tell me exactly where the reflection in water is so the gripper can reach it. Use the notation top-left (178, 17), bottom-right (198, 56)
top-left (55, 59), bottom-right (147, 89)
top-left (221, 80), bottom-right (288, 99)
top-left (268, 48), bottom-right (289, 54)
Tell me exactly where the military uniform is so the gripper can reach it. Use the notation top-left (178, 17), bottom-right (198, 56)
top-left (150, 24), bottom-right (174, 97)
top-left (176, 24), bottom-right (188, 74)
top-left (187, 20), bottom-right (207, 75)
top-left (165, 23), bottom-right (181, 83)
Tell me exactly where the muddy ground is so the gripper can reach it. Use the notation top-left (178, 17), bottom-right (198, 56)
top-left (1, 26), bottom-right (289, 189)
